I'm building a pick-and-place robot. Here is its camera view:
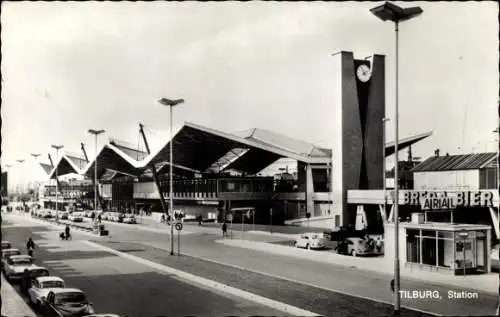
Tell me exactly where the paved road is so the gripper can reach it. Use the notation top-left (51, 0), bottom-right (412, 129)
top-left (6, 215), bottom-right (497, 316)
top-left (1, 220), bottom-right (285, 317)
top-left (104, 221), bottom-right (498, 316)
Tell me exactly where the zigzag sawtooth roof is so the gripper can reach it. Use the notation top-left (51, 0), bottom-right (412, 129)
top-left (412, 152), bottom-right (498, 172)
top-left (109, 138), bottom-right (148, 161)
top-left (39, 163), bottom-right (53, 175)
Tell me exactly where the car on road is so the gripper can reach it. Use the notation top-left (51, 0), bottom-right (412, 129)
top-left (101, 212), bottom-right (112, 221)
top-left (344, 237), bottom-right (373, 257)
top-left (59, 211), bottom-right (69, 220)
top-left (1, 241), bottom-right (12, 250)
top-left (41, 288), bottom-right (95, 316)
top-left (123, 215), bottom-right (136, 224)
top-left (4, 255), bottom-right (41, 282)
top-left (28, 276), bottom-right (66, 306)
top-left (42, 210), bottom-right (55, 218)
top-left (69, 212), bottom-right (84, 222)
top-left (294, 233), bottom-right (326, 250)
top-left (2, 248), bottom-right (22, 269)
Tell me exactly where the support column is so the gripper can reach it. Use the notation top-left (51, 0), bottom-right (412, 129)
top-left (378, 204), bottom-right (388, 223)
top-left (305, 163), bottom-right (314, 216)
top-left (488, 207), bottom-right (499, 240)
top-left (388, 204), bottom-right (395, 223)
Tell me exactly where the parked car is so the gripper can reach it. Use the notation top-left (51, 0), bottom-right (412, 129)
top-left (1, 241), bottom-right (12, 250)
top-left (294, 233), bottom-right (326, 250)
top-left (28, 276), bottom-right (66, 306)
top-left (2, 248), bottom-right (22, 270)
top-left (59, 211), bottom-right (69, 220)
top-left (344, 237), bottom-right (373, 257)
top-left (4, 255), bottom-right (40, 282)
top-left (43, 210), bottom-right (55, 218)
top-left (123, 215), bottom-right (136, 224)
top-left (41, 288), bottom-right (95, 316)
top-left (69, 212), bottom-right (84, 223)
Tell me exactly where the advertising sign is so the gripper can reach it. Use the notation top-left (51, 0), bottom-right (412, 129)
top-left (403, 191), bottom-right (495, 210)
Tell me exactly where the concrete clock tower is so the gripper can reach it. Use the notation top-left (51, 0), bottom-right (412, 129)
top-left (330, 51), bottom-right (386, 227)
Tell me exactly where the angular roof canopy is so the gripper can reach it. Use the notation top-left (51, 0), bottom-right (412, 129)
top-left (412, 152), bottom-right (498, 172)
top-left (39, 163), bottom-right (53, 175)
top-left (146, 122), bottom-right (332, 176)
top-left (385, 131), bottom-right (433, 157)
top-left (109, 138), bottom-right (148, 161)
top-left (48, 154), bottom-right (87, 179)
top-left (82, 143), bottom-right (146, 180)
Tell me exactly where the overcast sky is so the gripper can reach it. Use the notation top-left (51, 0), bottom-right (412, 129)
top-left (2, 1), bottom-right (498, 185)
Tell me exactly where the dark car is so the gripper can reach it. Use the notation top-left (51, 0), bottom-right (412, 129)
top-left (42, 288), bottom-right (94, 316)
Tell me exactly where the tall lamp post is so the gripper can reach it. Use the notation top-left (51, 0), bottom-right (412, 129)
top-left (370, 2), bottom-right (423, 316)
top-left (493, 128), bottom-right (499, 190)
top-left (51, 145), bottom-right (64, 212)
top-left (16, 159), bottom-right (25, 199)
top-left (31, 154), bottom-right (41, 201)
top-left (88, 129), bottom-right (105, 213)
top-left (158, 97), bottom-right (185, 256)
top-left (382, 118), bottom-right (390, 219)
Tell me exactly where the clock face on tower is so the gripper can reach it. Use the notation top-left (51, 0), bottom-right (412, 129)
top-left (356, 64), bottom-right (371, 82)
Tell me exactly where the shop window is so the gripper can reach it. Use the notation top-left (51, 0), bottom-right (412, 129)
top-left (421, 236), bottom-right (437, 266)
top-left (406, 229), bottom-right (420, 264)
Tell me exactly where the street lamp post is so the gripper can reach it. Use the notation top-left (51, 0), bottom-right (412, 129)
top-left (51, 145), bottom-right (64, 212)
top-left (370, 2), bottom-right (423, 316)
top-left (16, 160), bottom-right (25, 202)
top-left (158, 97), bottom-right (185, 256)
top-left (31, 154), bottom-right (41, 201)
top-left (382, 118), bottom-right (390, 220)
top-left (88, 129), bottom-right (105, 214)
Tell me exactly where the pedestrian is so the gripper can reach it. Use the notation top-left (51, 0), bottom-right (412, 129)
top-left (26, 237), bottom-right (35, 257)
top-left (65, 224), bottom-right (71, 240)
top-left (222, 221), bottom-right (227, 237)
top-left (97, 213), bottom-right (102, 223)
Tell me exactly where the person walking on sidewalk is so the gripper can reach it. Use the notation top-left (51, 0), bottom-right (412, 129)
top-left (222, 221), bottom-right (227, 237)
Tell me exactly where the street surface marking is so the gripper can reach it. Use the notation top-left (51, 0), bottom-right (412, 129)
top-left (181, 250), bottom-right (441, 316)
top-left (82, 240), bottom-right (319, 317)
top-left (42, 256), bottom-right (156, 277)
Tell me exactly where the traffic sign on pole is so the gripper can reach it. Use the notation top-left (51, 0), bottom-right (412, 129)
top-left (175, 223), bottom-right (183, 231)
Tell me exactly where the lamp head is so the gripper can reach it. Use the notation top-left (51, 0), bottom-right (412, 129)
top-left (370, 2), bottom-right (423, 22)
top-left (88, 129), bottom-right (105, 135)
top-left (158, 98), bottom-right (185, 107)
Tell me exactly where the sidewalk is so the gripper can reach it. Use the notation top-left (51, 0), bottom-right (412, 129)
top-left (1, 275), bottom-right (37, 317)
top-left (216, 238), bottom-right (499, 294)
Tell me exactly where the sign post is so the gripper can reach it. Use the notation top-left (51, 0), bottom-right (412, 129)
top-left (458, 231), bottom-right (469, 277)
top-left (242, 211), bottom-right (245, 239)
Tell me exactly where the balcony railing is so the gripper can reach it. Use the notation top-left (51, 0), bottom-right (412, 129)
top-left (133, 177), bottom-right (275, 200)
